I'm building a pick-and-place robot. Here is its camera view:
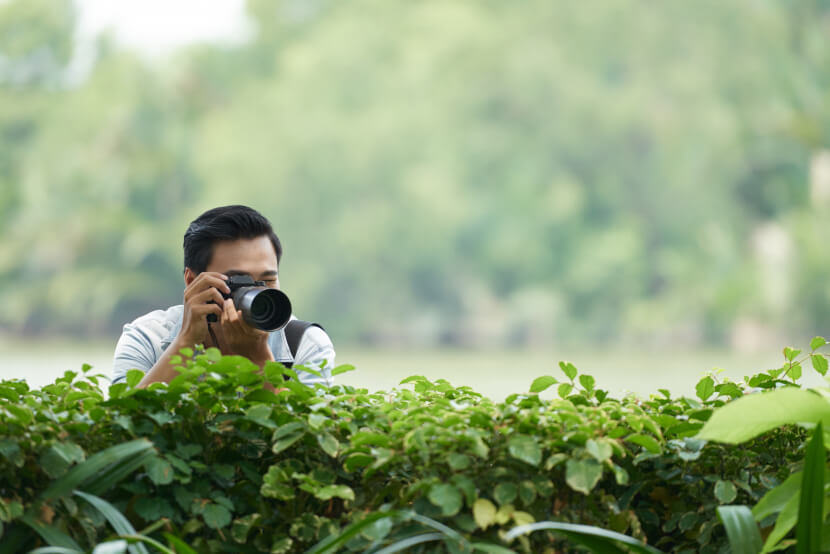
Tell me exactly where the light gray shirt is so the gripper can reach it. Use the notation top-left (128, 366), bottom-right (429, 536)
top-left (111, 305), bottom-right (335, 386)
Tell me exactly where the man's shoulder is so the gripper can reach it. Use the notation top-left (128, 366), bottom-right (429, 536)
top-left (300, 324), bottom-right (333, 349)
top-left (122, 305), bottom-right (183, 343)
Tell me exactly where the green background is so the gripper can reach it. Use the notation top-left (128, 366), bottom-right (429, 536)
top-left (1, 0), bottom-right (829, 388)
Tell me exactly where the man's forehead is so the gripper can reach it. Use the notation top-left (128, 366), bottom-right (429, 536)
top-left (207, 237), bottom-right (279, 273)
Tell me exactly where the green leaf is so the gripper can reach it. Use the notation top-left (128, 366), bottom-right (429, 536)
top-left (135, 496), bottom-right (175, 522)
top-left (244, 404), bottom-right (275, 428)
top-left (585, 439), bottom-right (613, 463)
top-left (493, 482), bottom-right (518, 506)
top-left (428, 484), bottom-right (463, 516)
top-left (697, 388), bottom-right (830, 444)
top-left (145, 457), bottom-right (174, 485)
top-left (0, 439), bottom-right (24, 467)
top-left (271, 423), bottom-right (305, 454)
top-left (717, 506), bottom-right (762, 554)
top-left (231, 513), bottom-right (261, 544)
top-left (796, 422), bottom-right (825, 554)
top-left (787, 362), bottom-right (802, 380)
top-left (714, 383), bottom-right (742, 399)
top-left (350, 431), bottom-right (393, 447)
top-left (784, 347), bottom-right (801, 361)
top-left (331, 364), bottom-right (356, 376)
top-left (810, 336), bottom-right (827, 350)
top-left (578, 374), bottom-right (595, 392)
top-left (624, 434), bottom-right (662, 454)
top-left (0, 385), bottom-right (19, 403)
top-left (810, 354), bottom-right (828, 376)
top-left (559, 361), bottom-right (578, 381)
top-left (39, 442), bottom-right (85, 479)
top-left (695, 376), bottom-right (715, 401)
top-left (557, 383), bottom-right (573, 398)
top-left (448, 453), bottom-right (471, 470)
top-left (315, 485), bottom-right (355, 501)
top-left (507, 435), bottom-right (542, 467)
top-left (565, 459), bottom-right (603, 495)
top-left (6, 404), bottom-right (33, 425)
top-left (518, 481), bottom-right (537, 506)
top-left (473, 498), bottom-right (497, 529)
top-left (714, 480), bottom-right (737, 504)
top-left (125, 369), bottom-right (144, 388)
top-left (343, 453), bottom-right (373, 472)
top-left (529, 375), bottom-right (557, 393)
top-left (202, 503), bottom-right (232, 529)
top-left (316, 432), bottom-right (339, 457)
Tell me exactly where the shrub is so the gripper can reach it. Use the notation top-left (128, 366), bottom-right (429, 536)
top-left (0, 344), bottom-right (824, 553)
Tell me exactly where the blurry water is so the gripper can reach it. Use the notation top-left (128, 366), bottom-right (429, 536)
top-left (1, 339), bottom-right (115, 389)
top-left (3, 340), bottom-right (824, 399)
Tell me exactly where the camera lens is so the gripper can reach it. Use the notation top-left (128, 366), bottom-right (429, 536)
top-left (232, 287), bottom-right (292, 331)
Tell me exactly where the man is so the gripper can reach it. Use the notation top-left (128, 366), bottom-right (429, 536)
top-left (112, 205), bottom-right (335, 388)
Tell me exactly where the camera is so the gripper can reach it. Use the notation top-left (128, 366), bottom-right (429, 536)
top-left (207, 275), bottom-right (292, 331)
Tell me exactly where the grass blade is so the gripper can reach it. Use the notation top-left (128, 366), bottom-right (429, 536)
top-left (41, 439), bottom-right (155, 500)
top-left (752, 470), bottom-right (801, 521)
top-left (83, 448), bottom-right (157, 497)
top-left (504, 521), bottom-right (664, 554)
top-left (407, 511), bottom-right (468, 544)
top-left (471, 544), bottom-right (518, 554)
top-left (306, 511), bottom-right (399, 554)
top-left (163, 533), bottom-right (199, 554)
top-left (373, 533), bottom-right (444, 554)
top-left (20, 514), bottom-right (83, 551)
top-left (717, 506), bottom-right (762, 554)
top-left (796, 422), bottom-right (826, 554)
top-left (29, 548), bottom-right (84, 554)
top-left (74, 491), bottom-right (148, 554)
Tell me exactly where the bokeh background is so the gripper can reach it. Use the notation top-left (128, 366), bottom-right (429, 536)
top-left (1, 0), bottom-right (829, 397)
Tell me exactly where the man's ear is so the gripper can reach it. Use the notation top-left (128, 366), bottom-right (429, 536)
top-left (184, 267), bottom-right (196, 286)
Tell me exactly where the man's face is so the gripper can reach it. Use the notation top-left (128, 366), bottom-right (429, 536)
top-left (204, 235), bottom-right (280, 289)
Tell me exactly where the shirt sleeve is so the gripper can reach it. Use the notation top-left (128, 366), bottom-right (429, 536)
top-left (292, 326), bottom-right (336, 387)
top-left (111, 320), bottom-right (163, 384)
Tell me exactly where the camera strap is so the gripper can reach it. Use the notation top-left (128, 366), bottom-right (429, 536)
top-left (283, 320), bottom-right (324, 368)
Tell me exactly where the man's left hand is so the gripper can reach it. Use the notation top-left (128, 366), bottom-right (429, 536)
top-left (220, 298), bottom-right (274, 365)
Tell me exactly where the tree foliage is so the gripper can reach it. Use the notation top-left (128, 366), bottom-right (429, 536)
top-left (0, 0), bottom-right (828, 346)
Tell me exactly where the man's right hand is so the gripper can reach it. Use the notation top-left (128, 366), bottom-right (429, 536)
top-left (177, 272), bottom-right (229, 348)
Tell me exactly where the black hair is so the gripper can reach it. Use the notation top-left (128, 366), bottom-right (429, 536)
top-left (183, 205), bottom-right (283, 273)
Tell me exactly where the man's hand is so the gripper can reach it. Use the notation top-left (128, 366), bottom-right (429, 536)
top-left (220, 297), bottom-right (274, 364)
top-left (178, 272), bottom-right (229, 348)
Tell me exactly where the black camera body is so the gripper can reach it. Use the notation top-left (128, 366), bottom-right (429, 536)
top-left (207, 275), bottom-right (292, 331)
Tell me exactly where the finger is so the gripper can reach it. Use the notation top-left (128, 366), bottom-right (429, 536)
top-left (184, 274), bottom-right (230, 301)
top-left (222, 298), bottom-right (237, 323)
top-left (190, 302), bottom-right (224, 319)
top-left (189, 287), bottom-right (227, 307)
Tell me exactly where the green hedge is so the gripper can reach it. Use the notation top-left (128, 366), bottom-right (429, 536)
top-left (0, 347), bottom-right (819, 553)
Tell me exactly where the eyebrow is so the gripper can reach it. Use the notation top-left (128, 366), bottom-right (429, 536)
top-left (225, 269), bottom-right (279, 278)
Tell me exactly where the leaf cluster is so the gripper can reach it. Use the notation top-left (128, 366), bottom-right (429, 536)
top-left (0, 346), bottom-right (822, 552)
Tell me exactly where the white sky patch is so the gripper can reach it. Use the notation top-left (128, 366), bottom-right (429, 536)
top-left (74, 0), bottom-right (253, 56)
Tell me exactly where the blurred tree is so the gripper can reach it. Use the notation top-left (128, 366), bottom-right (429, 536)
top-left (0, 0), bottom-right (827, 348)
